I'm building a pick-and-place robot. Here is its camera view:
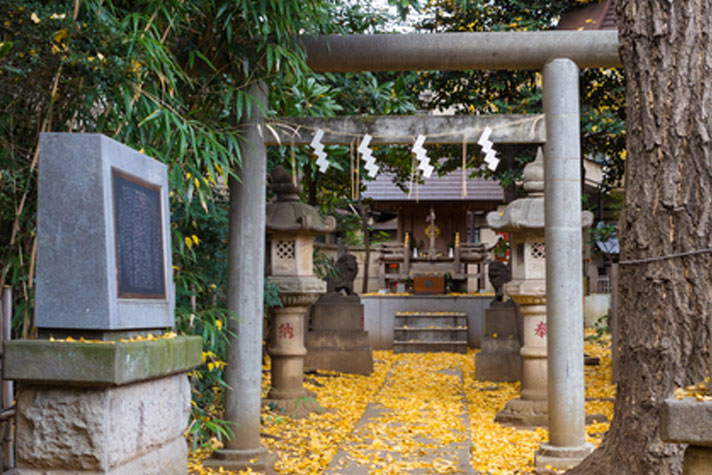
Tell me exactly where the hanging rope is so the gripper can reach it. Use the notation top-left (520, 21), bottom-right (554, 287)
top-left (408, 151), bottom-right (416, 199)
top-left (266, 114), bottom-right (544, 143)
top-left (290, 137), bottom-right (297, 187)
top-left (355, 137), bottom-right (360, 200)
top-left (350, 140), bottom-right (355, 201)
top-left (461, 135), bottom-right (468, 198)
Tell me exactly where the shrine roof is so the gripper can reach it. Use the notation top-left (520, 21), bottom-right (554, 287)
top-left (362, 169), bottom-right (504, 203)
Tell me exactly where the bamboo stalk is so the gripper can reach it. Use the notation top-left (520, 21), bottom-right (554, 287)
top-left (1, 286), bottom-right (13, 470)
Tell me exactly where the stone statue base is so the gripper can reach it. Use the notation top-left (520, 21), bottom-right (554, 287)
top-left (475, 301), bottom-right (522, 382)
top-left (304, 294), bottom-right (373, 375)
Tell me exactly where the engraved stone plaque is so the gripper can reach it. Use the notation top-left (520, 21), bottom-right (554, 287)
top-left (113, 170), bottom-right (166, 299)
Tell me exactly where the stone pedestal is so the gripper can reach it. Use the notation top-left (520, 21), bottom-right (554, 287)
top-left (534, 442), bottom-right (594, 473)
top-left (661, 398), bottom-right (712, 475)
top-left (265, 289), bottom-right (324, 417)
top-left (475, 301), bottom-right (522, 382)
top-left (495, 287), bottom-right (548, 427)
top-left (3, 336), bottom-right (201, 475)
top-left (268, 304), bottom-right (310, 400)
top-left (305, 294), bottom-right (373, 375)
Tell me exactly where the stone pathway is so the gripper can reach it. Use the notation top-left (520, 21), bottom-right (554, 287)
top-left (324, 358), bottom-right (476, 474)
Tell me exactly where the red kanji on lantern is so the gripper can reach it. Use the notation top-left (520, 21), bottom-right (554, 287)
top-left (534, 321), bottom-right (547, 338)
top-left (278, 322), bottom-right (294, 339)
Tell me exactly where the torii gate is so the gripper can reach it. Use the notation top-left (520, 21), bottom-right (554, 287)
top-left (213, 31), bottom-right (622, 472)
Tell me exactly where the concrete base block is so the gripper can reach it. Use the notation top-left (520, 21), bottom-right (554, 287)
top-left (305, 330), bottom-right (373, 374)
top-left (15, 374), bottom-right (190, 474)
top-left (534, 442), bottom-right (593, 473)
top-left (475, 338), bottom-right (522, 382)
top-left (495, 398), bottom-right (548, 427)
top-left (683, 446), bottom-right (712, 475)
top-left (204, 446), bottom-right (277, 474)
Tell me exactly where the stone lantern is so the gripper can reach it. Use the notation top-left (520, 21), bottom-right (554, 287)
top-left (487, 148), bottom-right (592, 426)
top-left (265, 166), bottom-right (336, 415)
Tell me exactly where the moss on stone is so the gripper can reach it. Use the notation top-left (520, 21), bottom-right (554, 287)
top-left (4, 336), bottom-right (202, 387)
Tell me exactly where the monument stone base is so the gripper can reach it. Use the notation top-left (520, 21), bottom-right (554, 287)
top-left (304, 294), bottom-right (373, 375)
top-left (475, 301), bottom-right (522, 382)
top-left (4, 336), bottom-right (201, 475)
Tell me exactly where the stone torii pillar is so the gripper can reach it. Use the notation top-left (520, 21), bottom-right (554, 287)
top-left (205, 82), bottom-right (276, 472)
top-left (535, 58), bottom-right (592, 471)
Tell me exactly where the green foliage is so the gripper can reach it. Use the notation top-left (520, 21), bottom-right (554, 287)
top-left (313, 246), bottom-right (338, 281)
top-left (264, 278), bottom-right (283, 312)
top-left (585, 314), bottom-right (610, 345)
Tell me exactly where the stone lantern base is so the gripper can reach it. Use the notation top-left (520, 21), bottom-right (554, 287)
top-left (3, 336), bottom-right (202, 475)
top-left (266, 286), bottom-right (326, 418)
top-left (495, 398), bottom-right (549, 427)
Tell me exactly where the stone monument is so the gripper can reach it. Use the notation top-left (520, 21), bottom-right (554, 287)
top-left (34, 134), bottom-right (174, 334)
top-left (487, 147), bottom-right (592, 427)
top-left (475, 261), bottom-right (523, 382)
top-left (305, 253), bottom-right (374, 375)
top-left (3, 133), bottom-right (201, 474)
top-left (265, 166), bottom-right (336, 416)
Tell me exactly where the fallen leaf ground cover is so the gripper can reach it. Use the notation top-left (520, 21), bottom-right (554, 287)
top-left (190, 335), bottom-right (614, 474)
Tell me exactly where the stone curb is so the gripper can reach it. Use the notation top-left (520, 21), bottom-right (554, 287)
top-left (4, 335), bottom-right (202, 386)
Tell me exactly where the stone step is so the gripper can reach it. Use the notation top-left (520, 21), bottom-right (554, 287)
top-left (393, 311), bottom-right (469, 353)
top-left (394, 328), bottom-right (468, 343)
top-left (395, 311), bottom-right (467, 317)
top-left (394, 312), bottom-right (467, 328)
top-left (393, 341), bottom-right (468, 354)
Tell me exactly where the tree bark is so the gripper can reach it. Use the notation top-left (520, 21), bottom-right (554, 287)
top-left (570, 1), bottom-right (712, 473)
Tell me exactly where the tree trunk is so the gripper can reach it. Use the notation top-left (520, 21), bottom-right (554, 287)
top-left (570, 1), bottom-right (712, 474)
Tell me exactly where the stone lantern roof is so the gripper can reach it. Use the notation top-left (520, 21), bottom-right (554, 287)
top-left (487, 148), bottom-right (546, 232)
top-left (486, 148), bottom-right (593, 232)
top-left (266, 166), bottom-right (336, 234)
